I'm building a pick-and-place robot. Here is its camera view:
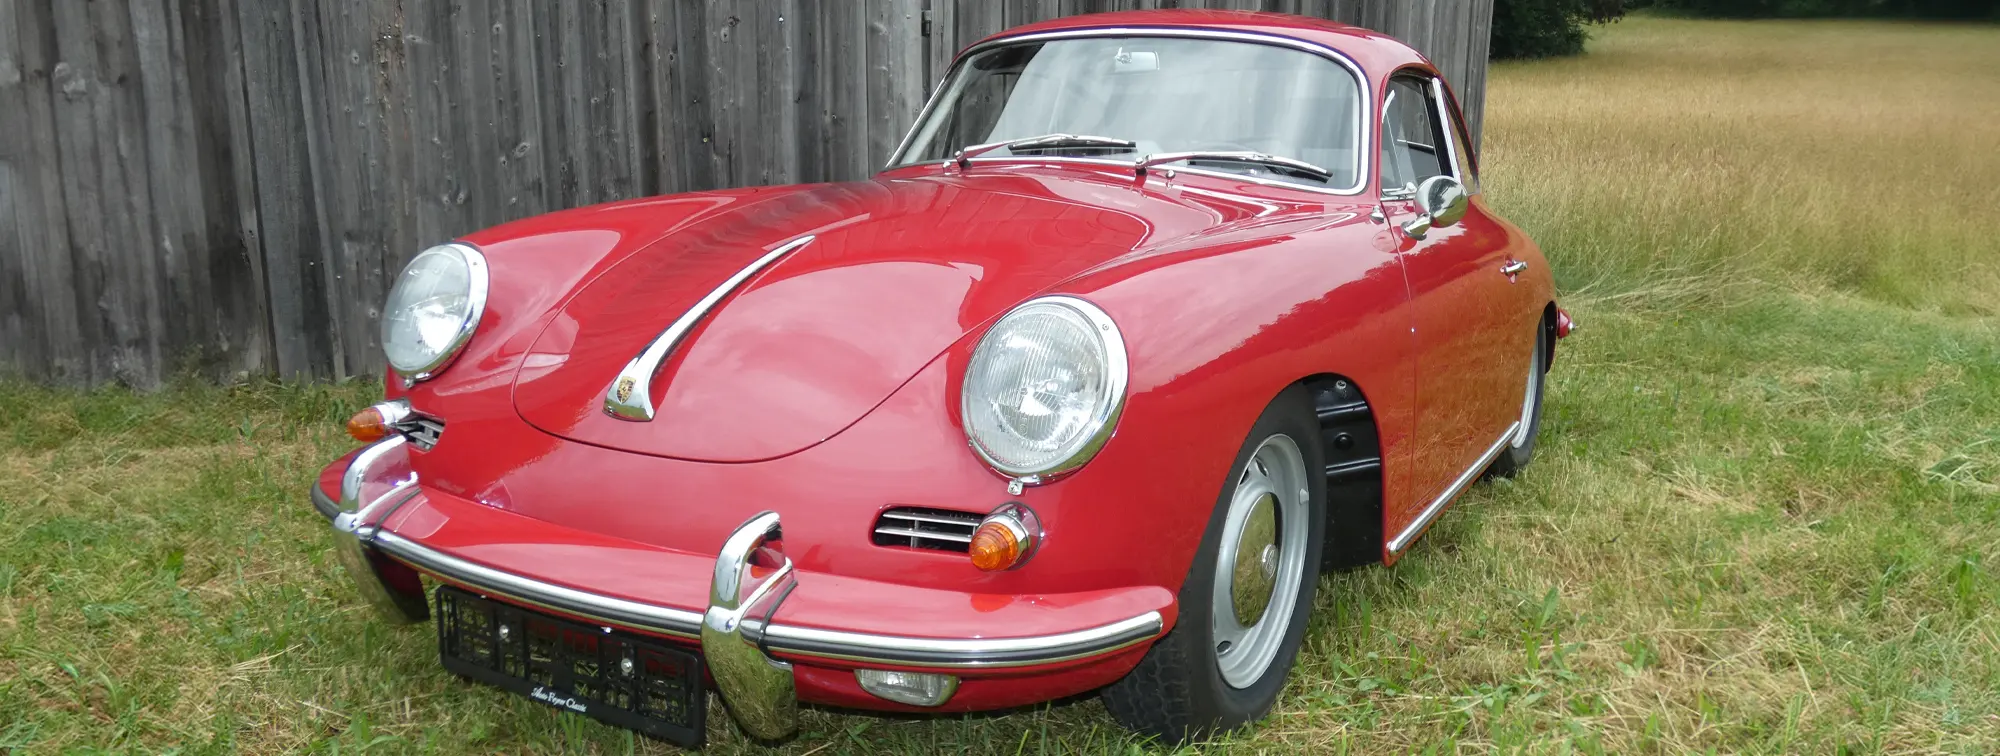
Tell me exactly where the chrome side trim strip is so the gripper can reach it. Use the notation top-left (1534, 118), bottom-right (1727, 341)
top-left (1385, 421), bottom-right (1520, 553)
top-left (362, 525), bottom-right (1165, 667)
top-left (603, 235), bottom-right (816, 421)
top-left (885, 27), bottom-right (1373, 197)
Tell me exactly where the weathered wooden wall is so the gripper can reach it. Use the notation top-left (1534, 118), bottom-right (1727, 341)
top-left (0, 0), bottom-right (1492, 387)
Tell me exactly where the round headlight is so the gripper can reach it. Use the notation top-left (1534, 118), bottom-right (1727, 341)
top-left (962, 296), bottom-right (1128, 479)
top-left (381, 243), bottom-right (488, 382)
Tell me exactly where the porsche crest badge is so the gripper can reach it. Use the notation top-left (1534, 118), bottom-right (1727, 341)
top-left (615, 376), bottom-right (636, 404)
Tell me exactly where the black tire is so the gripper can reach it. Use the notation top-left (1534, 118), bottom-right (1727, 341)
top-left (1487, 315), bottom-right (1552, 478)
top-left (1101, 385), bottom-right (1327, 744)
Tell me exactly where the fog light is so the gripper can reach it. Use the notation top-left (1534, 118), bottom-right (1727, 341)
top-left (346, 400), bottom-right (411, 442)
top-left (968, 502), bottom-right (1041, 572)
top-left (855, 669), bottom-right (958, 707)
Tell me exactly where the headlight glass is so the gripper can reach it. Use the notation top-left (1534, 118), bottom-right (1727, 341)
top-left (382, 243), bottom-right (488, 381)
top-left (962, 296), bottom-right (1128, 478)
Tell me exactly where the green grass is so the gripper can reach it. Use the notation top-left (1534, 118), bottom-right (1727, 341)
top-left (4, 15), bottom-right (1998, 755)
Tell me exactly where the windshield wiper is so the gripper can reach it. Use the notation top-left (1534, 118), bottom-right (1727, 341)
top-left (1134, 151), bottom-right (1335, 182)
top-left (955, 134), bottom-right (1137, 168)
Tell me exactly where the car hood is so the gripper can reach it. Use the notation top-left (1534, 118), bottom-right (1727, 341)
top-left (511, 171), bottom-right (1238, 462)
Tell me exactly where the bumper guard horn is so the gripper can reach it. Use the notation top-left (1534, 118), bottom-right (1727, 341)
top-left (702, 511), bottom-right (801, 740)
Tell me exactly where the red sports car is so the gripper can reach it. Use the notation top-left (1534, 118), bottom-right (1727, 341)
top-left (314, 9), bottom-right (1569, 747)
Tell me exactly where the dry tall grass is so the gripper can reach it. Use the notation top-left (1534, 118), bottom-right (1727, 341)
top-left (1484, 16), bottom-right (2000, 314)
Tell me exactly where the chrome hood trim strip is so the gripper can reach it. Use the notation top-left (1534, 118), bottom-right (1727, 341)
top-left (603, 234), bottom-right (817, 421)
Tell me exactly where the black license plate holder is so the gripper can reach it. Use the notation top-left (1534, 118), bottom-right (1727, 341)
top-left (435, 586), bottom-right (706, 747)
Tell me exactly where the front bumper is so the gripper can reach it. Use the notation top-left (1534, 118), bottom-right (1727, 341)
top-left (315, 437), bottom-right (1168, 737)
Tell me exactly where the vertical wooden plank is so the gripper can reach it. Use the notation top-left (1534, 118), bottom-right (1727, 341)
top-left (820, 0), bottom-right (870, 181)
top-left (648, 0), bottom-right (717, 193)
top-left (236, 0), bottom-right (334, 379)
top-left (182, 0), bottom-right (271, 379)
top-left (286, 0), bottom-right (355, 376)
top-left (866, 0), bottom-right (925, 171)
top-left (1460, 0), bottom-right (1491, 147)
top-left (952, 0), bottom-right (1006, 49)
top-left (128, 0), bottom-right (200, 377)
top-left (101, 0), bottom-right (172, 385)
top-left (499, 0), bottom-right (550, 212)
top-left (925, 0), bottom-right (954, 94)
top-left (574, 0), bottom-right (644, 203)
top-left (700, 0), bottom-right (743, 187)
top-left (49, 0), bottom-right (151, 385)
top-left (403, 0), bottom-right (466, 252)
top-left (0, 0), bottom-right (80, 381)
top-left (753, 0), bottom-right (803, 186)
top-left (0, 153), bottom-right (21, 376)
top-left (788, 0), bottom-right (827, 184)
top-left (302, 0), bottom-right (398, 377)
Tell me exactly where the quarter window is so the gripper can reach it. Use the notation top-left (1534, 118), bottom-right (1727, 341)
top-left (1432, 78), bottom-right (1479, 193)
top-left (1378, 75), bottom-right (1450, 196)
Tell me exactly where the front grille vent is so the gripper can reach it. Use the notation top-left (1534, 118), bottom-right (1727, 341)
top-left (871, 507), bottom-right (983, 552)
top-left (398, 416), bottom-right (445, 451)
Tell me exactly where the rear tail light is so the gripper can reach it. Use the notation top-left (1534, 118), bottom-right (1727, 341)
top-left (968, 503), bottom-right (1041, 572)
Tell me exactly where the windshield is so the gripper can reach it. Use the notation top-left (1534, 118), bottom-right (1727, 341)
top-left (893, 36), bottom-right (1364, 191)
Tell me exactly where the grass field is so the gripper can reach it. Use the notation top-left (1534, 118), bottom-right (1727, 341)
top-left (4, 15), bottom-right (1999, 755)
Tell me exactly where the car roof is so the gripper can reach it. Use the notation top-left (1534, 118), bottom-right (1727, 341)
top-left (967, 9), bottom-right (1432, 78)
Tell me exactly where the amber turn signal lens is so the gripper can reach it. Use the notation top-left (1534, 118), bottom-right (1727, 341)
top-left (968, 522), bottom-right (1023, 572)
top-left (346, 407), bottom-right (392, 442)
top-left (967, 504), bottom-right (1040, 572)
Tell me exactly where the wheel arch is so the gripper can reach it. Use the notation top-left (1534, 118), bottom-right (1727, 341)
top-left (1540, 301), bottom-right (1559, 369)
top-left (1297, 373), bottom-right (1386, 569)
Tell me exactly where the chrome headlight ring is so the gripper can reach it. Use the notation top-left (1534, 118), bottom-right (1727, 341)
top-left (960, 295), bottom-right (1129, 482)
top-left (381, 242), bottom-right (489, 385)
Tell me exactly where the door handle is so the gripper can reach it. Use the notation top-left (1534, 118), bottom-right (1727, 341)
top-left (1500, 260), bottom-right (1528, 276)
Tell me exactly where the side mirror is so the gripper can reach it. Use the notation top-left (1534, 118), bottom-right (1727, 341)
top-left (1400, 175), bottom-right (1468, 240)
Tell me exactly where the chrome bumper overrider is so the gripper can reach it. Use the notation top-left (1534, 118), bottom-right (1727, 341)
top-left (315, 437), bottom-right (1165, 738)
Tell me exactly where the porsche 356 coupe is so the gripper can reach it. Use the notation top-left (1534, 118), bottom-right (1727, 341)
top-left (312, 9), bottom-right (1570, 746)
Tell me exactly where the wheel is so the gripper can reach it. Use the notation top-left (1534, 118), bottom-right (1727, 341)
top-left (1487, 316), bottom-right (1551, 478)
top-left (1102, 386), bottom-right (1327, 744)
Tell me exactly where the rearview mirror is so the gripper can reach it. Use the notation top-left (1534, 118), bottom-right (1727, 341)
top-left (1400, 175), bottom-right (1467, 240)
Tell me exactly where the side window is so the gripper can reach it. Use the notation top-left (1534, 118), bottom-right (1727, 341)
top-left (1378, 75), bottom-right (1449, 196)
top-left (1431, 78), bottom-right (1479, 194)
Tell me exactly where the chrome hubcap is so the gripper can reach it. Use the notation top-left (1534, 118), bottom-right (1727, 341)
top-left (1211, 434), bottom-right (1310, 689)
top-left (1230, 493), bottom-right (1278, 627)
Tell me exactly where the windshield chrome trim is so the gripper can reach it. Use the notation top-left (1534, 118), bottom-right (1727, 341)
top-left (885, 27), bottom-right (1373, 196)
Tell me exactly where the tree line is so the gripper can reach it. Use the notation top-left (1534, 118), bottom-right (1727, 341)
top-left (1493, 0), bottom-right (1996, 59)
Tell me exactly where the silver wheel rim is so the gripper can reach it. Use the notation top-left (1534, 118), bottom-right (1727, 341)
top-left (1211, 434), bottom-right (1310, 689)
top-left (1513, 327), bottom-right (1545, 449)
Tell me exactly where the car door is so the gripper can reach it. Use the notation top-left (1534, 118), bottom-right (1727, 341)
top-left (1378, 72), bottom-right (1533, 548)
